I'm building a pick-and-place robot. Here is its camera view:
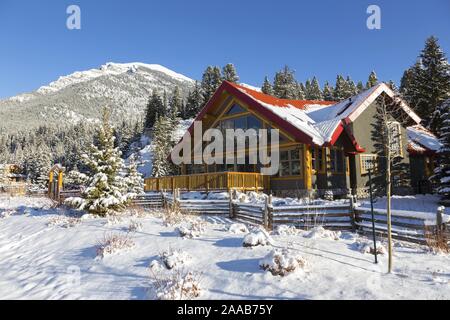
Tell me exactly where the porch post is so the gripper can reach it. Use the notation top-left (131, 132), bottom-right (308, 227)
top-left (303, 145), bottom-right (312, 190)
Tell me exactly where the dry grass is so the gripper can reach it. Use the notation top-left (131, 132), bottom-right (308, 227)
top-left (96, 233), bottom-right (136, 258)
top-left (47, 216), bottom-right (81, 228)
top-left (424, 226), bottom-right (449, 254)
top-left (149, 268), bottom-right (201, 300)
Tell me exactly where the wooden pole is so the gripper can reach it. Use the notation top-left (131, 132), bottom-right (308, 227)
top-left (386, 126), bottom-right (393, 273)
top-left (368, 168), bottom-right (378, 264)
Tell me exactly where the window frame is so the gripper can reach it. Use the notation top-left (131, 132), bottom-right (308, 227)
top-left (360, 154), bottom-right (378, 174)
top-left (330, 147), bottom-right (346, 174)
top-left (311, 147), bottom-right (326, 174)
top-left (388, 121), bottom-right (403, 158)
top-left (277, 148), bottom-right (303, 177)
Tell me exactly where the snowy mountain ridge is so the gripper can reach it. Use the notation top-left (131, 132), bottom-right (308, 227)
top-left (0, 62), bottom-right (195, 132)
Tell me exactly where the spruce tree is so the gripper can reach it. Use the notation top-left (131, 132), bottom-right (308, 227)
top-left (304, 79), bottom-right (312, 99)
top-left (273, 66), bottom-right (298, 99)
top-left (124, 154), bottom-right (144, 201)
top-left (366, 71), bottom-right (378, 89)
top-left (144, 91), bottom-right (165, 130)
top-left (201, 66), bottom-right (222, 104)
top-left (222, 63), bottom-right (239, 83)
top-left (309, 77), bottom-right (323, 100)
top-left (345, 76), bottom-right (358, 97)
top-left (433, 99), bottom-right (450, 204)
top-left (334, 75), bottom-right (347, 101)
top-left (323, 81), bottom-right (334, 101)
top-left (169, 86), bottom-right (183, 118)
top-left (356, 81), bottom-right (365, 93)
top-left (296, 82), bottom-right (306, 100)
top-left (185, 81), bottom-right (205, 119)
top-left (66, 108), bottom-right (127, 216)
top-left (151, 116), bottom-right (175, 177)
top-left (418, 37), bottom-right (450, 133)
top-left (261, 76), bottom-right (274, 95)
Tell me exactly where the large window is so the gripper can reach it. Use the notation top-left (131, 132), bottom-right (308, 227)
top-left (311, 147), bottom-right (325, 173)
top-left (226, 104), bottom-right (246, 115)
top-left (330, 148), bottom-right (345, 173)
top-left (360, 154), bottom-right (378, 174)
top-left (388, 122), bottom-right (403, 157)
top-left (279, 149), bottom-right (302, 177)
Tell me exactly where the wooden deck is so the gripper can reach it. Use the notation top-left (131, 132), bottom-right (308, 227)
top-left (144, 172), bottom-right (267, 192)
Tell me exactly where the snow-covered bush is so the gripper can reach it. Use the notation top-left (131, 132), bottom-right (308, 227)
top-left (162, 206), bottom-right (184, 226)
top-left (243, 229), bottom-right (274, 247)
top-left (228, 223), bottom-right (249, 234)
top-left (128, 220), bottom-right (143, 233)
top-left (148, 269), bottom-right (201, 300)
top-left (323, 190), bottom-right (334, 201)
top-left (0, 209), bottom-right (16, 219)
top-left (304, 226), bottom-right (341, 241)
top-left (96, 233), bottom-right (136, 258)
top-left (159, 248), bottom-right (192, 270)
top-left (177, 218), bottom-right (207, 239)
top-left (274, 225), bottom-right (298, 236)
top-left (47, 216), bottom-right (81, 228)
top-left (356, 240), bottom-right (387, 255)
top-left (260, 249), bottom-right (308, 276)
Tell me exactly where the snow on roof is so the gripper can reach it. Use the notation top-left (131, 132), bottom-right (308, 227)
top-left (407, 125), bottom-right (442, 153)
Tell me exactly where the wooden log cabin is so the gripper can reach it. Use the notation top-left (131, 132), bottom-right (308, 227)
top-left (145, 81), bottom-right (441, 198)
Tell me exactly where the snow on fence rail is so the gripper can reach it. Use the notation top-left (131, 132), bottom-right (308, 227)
top-left (166, 197), bottom-right (230, 215)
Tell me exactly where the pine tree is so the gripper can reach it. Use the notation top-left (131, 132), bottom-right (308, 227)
top-left (334, 75), bottom-right (347, 101)
top-left (144, 91), bottom-right (165, 130)
top-left (185, 81), bottom-right (205, 119)
top-left (309, 77), bottom-right (323, 100)
top-left (201, 66), bottom-right (222, 104)
top-left (273, 66), bottom-right (298, 99)
top-left (433, 99), bottom-right (450, 204)
top-left (345, 76), bottom-right (358, 97)
top-left (124, 154), bottom-right (144, 201)
top-left (261, 76), bottom-right (273, 95)
top-left (25, 143), bottom-right (52, 188)
top-left (366, 71), bottom-right (378, 89)
top-left (418, 37), bottom-right (450, 133)
top-left (356, 81), bottom-right (365, 93)
top-left (66, 108), bottom-right (127, 216)
top-left (387, 80), bottom-right (398, 92)
top-left (151, 116), bottom-right (175, 177)
top-left (222, 63), bottom-right (239, 83)
top-left (296, 82), bottom-right (306, 100)
top-left (169, 86), bottom-right (183, 118)
top-left (322, 81), bottom-right (334, 101)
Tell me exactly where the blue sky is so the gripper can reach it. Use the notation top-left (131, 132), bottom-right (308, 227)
top-left (0, 0), bottom-right (449, 99)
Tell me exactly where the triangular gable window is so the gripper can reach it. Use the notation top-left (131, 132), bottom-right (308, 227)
top-left (226, 104), bottom-right (246, 115)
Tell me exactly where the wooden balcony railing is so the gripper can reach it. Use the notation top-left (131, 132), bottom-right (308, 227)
top-left (144, 172), bottom-right (267, 192)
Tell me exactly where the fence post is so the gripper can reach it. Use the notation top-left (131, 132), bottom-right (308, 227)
top-left (263, 197), bottom-right (269, 230)
top-left (437, 206), bottom-right (445, 237)
top-left (268, 194), bottom-right (273, 231)
top-left (229, 190), bottom-right (235, 219)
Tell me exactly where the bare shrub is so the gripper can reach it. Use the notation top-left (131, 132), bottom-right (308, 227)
top-left (260, 249), bottom-right (308, 276)
top-left (424, 226), bottom-right (449, 254)
top-left (177, 218), bottom-right (207, 239)
top-left (128, 220), bottom-right (143, 233)
top-left (162, 205), bottom-right (185, 226)
top-left (48, 216), bottom-right (81, 228)
top-left (148, 268), bottom-right (201, 300)
top-left (96, 233), bottom-right (136, 258)
top-left (159, 248), bottom-right (192, 270)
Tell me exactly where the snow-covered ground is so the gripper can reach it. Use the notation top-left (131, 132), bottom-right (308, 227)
top-left (1, 195), bottom-right (450, 300)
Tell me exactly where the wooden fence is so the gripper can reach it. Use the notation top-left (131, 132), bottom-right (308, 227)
top-left (0, 183), bottom-right (27, 196)
top-left (144, 172), bottom-right (266, 192)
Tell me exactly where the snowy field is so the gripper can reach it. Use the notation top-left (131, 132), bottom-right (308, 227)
top-left (1, 195), bottom-right (450, 300)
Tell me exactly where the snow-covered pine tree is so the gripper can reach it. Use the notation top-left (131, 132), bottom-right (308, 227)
top-left (151, 116), bottom-right (175, 177)
top-left (366, 71), bottom-right (378, 89)
top-left (304, 79), bottom-right (312, 99)
top-left (434, 98), bottom-right (450, 204)
top-left (169, 86), bottom-right (183, 118)
top-left (144, 90), bottom-right (166, 131)
top-left (333, 75), bottom-right (347, 101)
top-left (201, 66), bottom-right (222, 104)
top-left (309, 77), bottom-right (323, 100)
top-left (345, 76), bottom-right (358, 97)
top-left (25, 143), bottom-right (52, 188)
top-left (296, 82), bottom-right (306, 100)
top-left (222, 63), bottom-right (239, 83)
top-left (273, 66), bottom-right (298, 99)
top-left (185, 81), bottom-right (205, 119)
top-left (124, 154), bottom-right (144, 201)
top-left (261, 76), bottom-right (273, 95)
top-left (418, 37), bottom-right (450, 134)
top-left (66, 108), bottom-right (127, 216)
top-left (322, 82), bottom-right (334, 101)
top-left (357, 81), bottom-right (365, 93)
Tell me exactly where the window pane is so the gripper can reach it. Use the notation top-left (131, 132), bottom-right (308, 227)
top-left (247, 115), bottom-right (262, 130)
top-left (280, 151), bottom-right (289, 161)
top-left (234, 117), bottom-right (247, 130)
top-left (281, 162), bottom-right (290, 176)
top-left (291, 149), bottom-right (300, 160)
top-left (291, 161), bottom-right (301, 175)
top-left (222, 119), bottom-right (234, 130)
top-left (226, 104), bottom-right (246, 115)
top-left (330, 149), bottom-right (336, 171)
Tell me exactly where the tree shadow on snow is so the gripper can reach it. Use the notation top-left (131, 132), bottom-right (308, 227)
top-left (216, 258), bottom-right (263, 273)
top-left (213, 237), bottom-right (243, 248)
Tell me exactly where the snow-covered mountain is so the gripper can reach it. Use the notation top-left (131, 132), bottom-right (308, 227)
top-left (0, 62), bottom-right (195, 132)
